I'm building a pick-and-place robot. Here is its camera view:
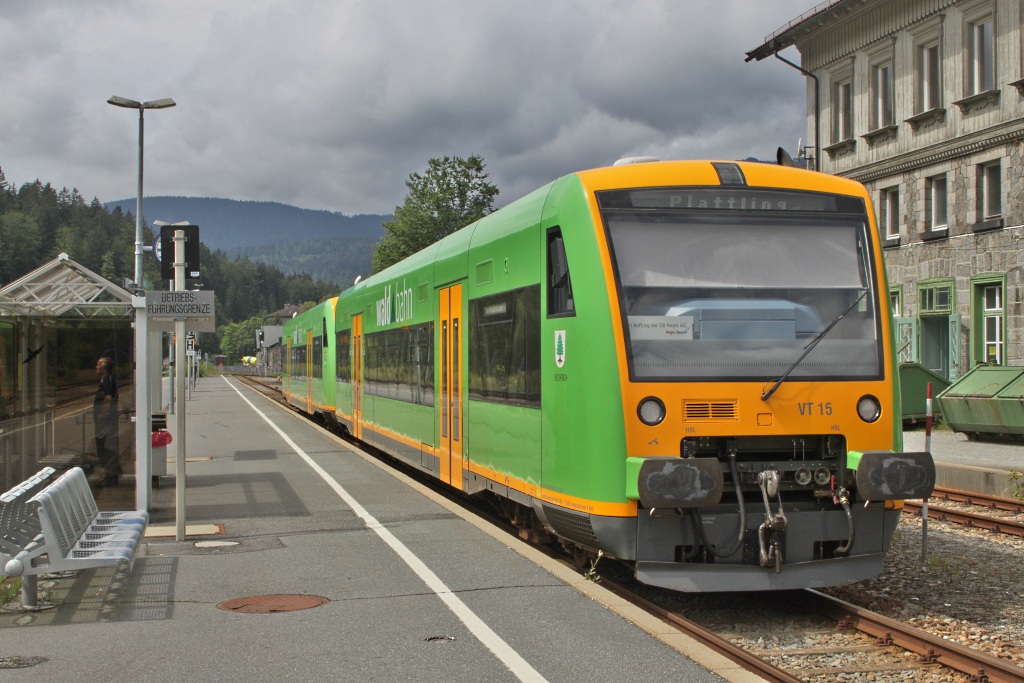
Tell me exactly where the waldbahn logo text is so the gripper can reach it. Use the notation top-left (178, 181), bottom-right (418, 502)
top-left (375, 281), bottom-right (414, 327)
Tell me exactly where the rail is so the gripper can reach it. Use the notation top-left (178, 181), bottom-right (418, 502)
top-left (805, 589), bottom-right (1024, 683)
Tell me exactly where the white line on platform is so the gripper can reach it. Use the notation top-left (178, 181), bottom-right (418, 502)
top-left (223, 376), bottom-right (547, 683)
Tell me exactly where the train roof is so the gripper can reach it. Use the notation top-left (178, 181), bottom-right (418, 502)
top-left (574, 159), bottom-right (868, 198)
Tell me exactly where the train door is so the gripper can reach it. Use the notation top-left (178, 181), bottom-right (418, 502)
top-left (284, 338), bottom-right (291, 399)
top-left (439, 285), bottom-right (463, 488)
top-left (306, 329), bottom-right (313, 413)
top-left (352, 314), bottom-right (363, 440)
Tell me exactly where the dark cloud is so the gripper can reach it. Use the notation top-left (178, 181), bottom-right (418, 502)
top-left (0, 0), bottom-right (812, 216)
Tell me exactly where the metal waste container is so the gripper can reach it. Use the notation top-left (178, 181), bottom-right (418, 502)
top-left (899, 362), bottom-right (949, 423)
top-left (936, 365), bottom-right (1024, 437)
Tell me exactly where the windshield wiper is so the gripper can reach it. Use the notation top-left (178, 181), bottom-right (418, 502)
top-left (761, 289), bottom-right (868, 401)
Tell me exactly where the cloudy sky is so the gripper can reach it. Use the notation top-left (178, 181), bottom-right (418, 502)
top-left (1, 1), bottom-right (815, 217)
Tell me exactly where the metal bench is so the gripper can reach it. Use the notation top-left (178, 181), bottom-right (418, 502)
top-left (1, 468), bottom-right (58, 612)
top-left (2, 467), bottom-right (148, 612)
top-left (1, 468), bottom-right (57, 563)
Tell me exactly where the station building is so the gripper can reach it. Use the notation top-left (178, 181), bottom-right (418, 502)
top-left (749, 0), bottom-right (1024, 383)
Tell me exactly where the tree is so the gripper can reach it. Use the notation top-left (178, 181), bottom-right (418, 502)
top-left (0, 211), bottom-right (43, 283)
top-left (220, 316), bottom-right (265, 362)
top-left (372, 155), bottom-right (498, 273)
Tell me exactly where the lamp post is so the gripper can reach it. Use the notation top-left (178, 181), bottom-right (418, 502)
top-left (109, 96), bottom-right (174, 513)
top-left (107, 96), bottom-right (176, 290)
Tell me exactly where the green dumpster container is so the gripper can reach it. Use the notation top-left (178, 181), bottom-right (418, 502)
top-left (936, 364), bottom-right (1024, 437)
top-left (898, 362), bottom-right (949, 423)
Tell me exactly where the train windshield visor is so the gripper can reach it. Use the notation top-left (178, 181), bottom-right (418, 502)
top-left (602, 209), bottom-right (882, 381)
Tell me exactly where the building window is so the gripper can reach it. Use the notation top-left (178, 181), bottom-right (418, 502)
top-left (925, 175), bottom-right (948, 231)
top-left (832, 78), bottom-right (853, 142)
top-left (968, 17), bottom-right (995, 95)
top-left (889, 286), bottom-right (902, 317)
top-left (871, 61), bottom-right (894, 129)
top-left (983, 284), bottom-right (1003, 364)
top-left (918, 42), bottom-right (941, 112)
top-left (879, 187), bottom-right (899, 240)
top-left (979, 161), bottom-right (1001, 220)
top-left (919, 281), bottom-right (953, 315)
top-left (972, 277), bottom-right (1005, 366)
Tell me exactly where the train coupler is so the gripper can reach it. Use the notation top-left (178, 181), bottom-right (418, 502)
top-left (757, 470), bottom-right (788, 572)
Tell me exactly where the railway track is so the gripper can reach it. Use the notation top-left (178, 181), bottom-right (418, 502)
top-left (903, 487), bottom-right (1024, 538)
top-left (235, 374), bottom-right (1024, 682)
top-left (600, 573), bottom-right (1024, 682)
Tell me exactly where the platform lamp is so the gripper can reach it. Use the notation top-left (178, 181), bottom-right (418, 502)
top-left (107, 96), bottom-right (176, 291)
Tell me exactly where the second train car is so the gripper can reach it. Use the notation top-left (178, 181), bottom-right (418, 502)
top-left (283, 159), bottom-right (935, 592)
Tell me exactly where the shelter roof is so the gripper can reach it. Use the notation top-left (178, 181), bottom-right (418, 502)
top-left (0, 253), bottom-right (133, 319)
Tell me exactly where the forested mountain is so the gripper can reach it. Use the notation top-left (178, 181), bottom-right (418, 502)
top-left (0, 168), bottom-right (338, 327)
top-left (234, 235), bottom-right (379, 289)
top-left (105, 196), bottom-right (388, 286)
top-left (105, 196), bottom-right (386, 248)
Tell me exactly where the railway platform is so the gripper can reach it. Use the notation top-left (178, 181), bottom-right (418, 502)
top-left (0, 376), bottom-right (748, 683)
top-left (903, 426), bottom-right (1023, 497)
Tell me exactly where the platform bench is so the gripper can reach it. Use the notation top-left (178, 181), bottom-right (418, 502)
top-left (1, 467), bottom-right (57, 566)
top-left (2, 467), bottom-right (148, 611)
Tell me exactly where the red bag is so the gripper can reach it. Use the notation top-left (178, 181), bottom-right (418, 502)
top-left (152, 430), bottom-right (173, 447)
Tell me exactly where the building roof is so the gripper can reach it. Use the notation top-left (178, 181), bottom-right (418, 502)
top-left (745, 0), bottom-right (860, 62)
top-left (0, 253), bottom-right (133, 319)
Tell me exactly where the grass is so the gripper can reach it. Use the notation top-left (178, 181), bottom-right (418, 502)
top-left (0, 577), bottom-right (19, 605)
top-left (1009, 470), bottom-right (1024, 501)
top-left (924, 554), bottom-right (964, 577)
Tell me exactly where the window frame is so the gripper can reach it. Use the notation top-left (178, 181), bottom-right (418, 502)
top-left (905, 17), bottom-right (946, 130)
top-left (918, 40), bottom-right (942, 113)
top-left (468, 285), bottom-right (541, 408)
top-left (889, 285), bottom-right (903, 318)
top-left (335, 328), bottom-right (352, 382)
top-left (971, 159), bottom-right (1003, 232)
top-left (918, 279), bottom-right (954, 316)
top-left (923, 173), bottom-right (948, 237)
top-left (870, 59), bottom-right (894, 131)
top-left (546, 227), bottom-right (576, 318)
top-left (967, 14), bottom-right (996, 96)
top-left (879, 186), bottom-right (900, 244)
top-left (970, 274), bottom-right (1005, 366)
top-left (832, 77), bottom-right (854, 144)
top-left (981, 160), bottom-right (1001, 220)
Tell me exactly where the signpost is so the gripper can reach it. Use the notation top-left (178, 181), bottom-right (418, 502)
top-left (133, 228), bottom-right (214, 541)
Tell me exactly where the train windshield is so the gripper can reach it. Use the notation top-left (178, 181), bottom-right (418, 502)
top-left (598, 187), bottom-right (882, 382)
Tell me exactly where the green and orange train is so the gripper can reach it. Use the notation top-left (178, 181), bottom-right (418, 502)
top-left (283, 159), bottom-right (935, 591)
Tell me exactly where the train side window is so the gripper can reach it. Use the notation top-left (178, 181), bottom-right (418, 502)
top-left (547, 228), bottom-right (575, 317)
top-left (336, 329), bottom-right (351, 381)
top-left (469, 285), bottom-right (541, 407)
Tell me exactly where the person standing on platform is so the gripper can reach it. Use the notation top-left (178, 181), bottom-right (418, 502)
top-left (94, 356), bottom-right (121, 485)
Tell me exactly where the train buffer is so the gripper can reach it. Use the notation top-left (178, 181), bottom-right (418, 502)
top-left (1, 467), bottom-right (148, 612)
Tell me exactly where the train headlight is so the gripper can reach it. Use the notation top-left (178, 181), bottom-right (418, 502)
top-left (856, 395), bottom-right (881, 423)
top-left (637, 397), bottom-right (666, 426)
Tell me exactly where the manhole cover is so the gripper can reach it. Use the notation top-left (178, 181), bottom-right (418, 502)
top-left (217, 594), bottom-right (329, 614)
